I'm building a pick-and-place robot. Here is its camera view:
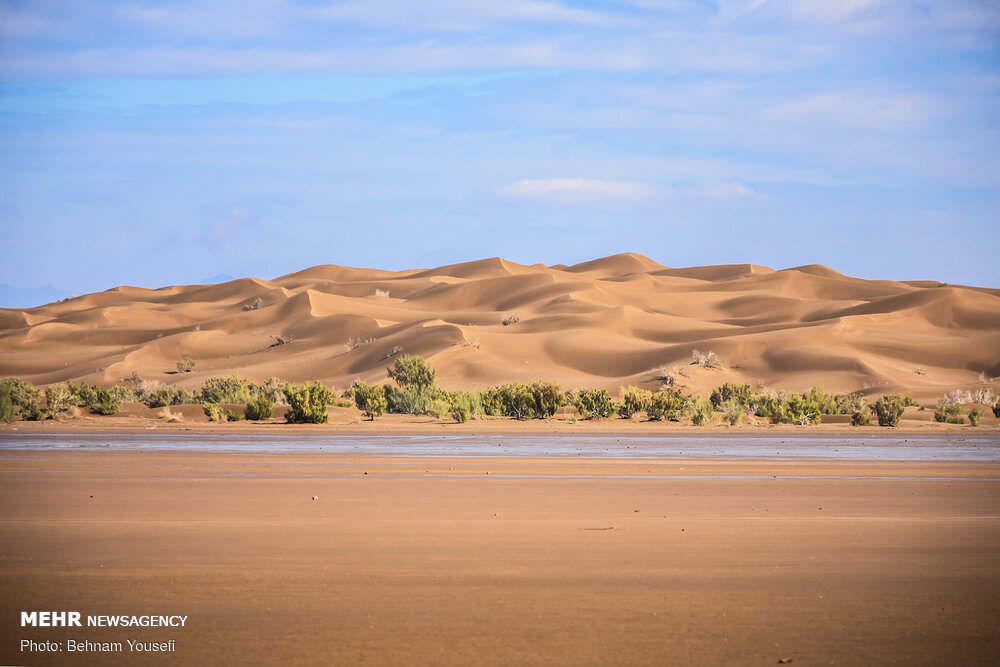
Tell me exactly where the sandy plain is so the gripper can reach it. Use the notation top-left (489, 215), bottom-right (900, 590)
top-left (2, 438), bottom-right (999, 666)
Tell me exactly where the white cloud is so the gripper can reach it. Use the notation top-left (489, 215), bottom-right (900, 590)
top-left (502, 178), bottom-right (654, 199)
top-left (684, 181), bottom-right (761, 200)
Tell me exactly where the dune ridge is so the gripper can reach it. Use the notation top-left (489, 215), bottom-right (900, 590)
top-left (1, 253), bottom-right (998, 401)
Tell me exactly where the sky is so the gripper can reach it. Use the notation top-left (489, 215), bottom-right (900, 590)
top-left (1, 0), bottom-right (998, 305)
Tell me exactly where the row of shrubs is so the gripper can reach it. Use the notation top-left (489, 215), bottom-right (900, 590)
top-left (3, 360), bottom-right (998, 427)
top-left (0, 376), bottom-right (348, 425)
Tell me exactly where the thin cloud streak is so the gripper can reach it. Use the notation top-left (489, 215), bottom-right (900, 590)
top-left (503, 178), bottom-right (655, 199)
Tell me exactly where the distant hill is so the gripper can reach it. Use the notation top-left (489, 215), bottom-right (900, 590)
top-left (1, 254), bottom-right (998, 401)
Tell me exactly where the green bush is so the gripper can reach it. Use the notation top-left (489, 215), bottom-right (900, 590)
top-left (387, 355), bottom-right (436, 391)
top-left (721, 398), bottom-right (744, 425)
top-left (201, 376), bottom-right (254, 404)
top-left (45, 384), bottom-right (72, 417)
top-left (751, 394), bottom-right (779, 419)
top-left (225, 409), bottom-right (242, 422)
top-left (451, 395), bottom-right (471, 423)
top-left (568, 388), bottom-right (614, 420)
top-left (1, 378), bottom-right (43, 421)
top-left (530, 381), bottom-right (564, 418)
top-left (873, 394), bottom-right (906, 427)
top-left (834, 392), bottom-right (867, 415)
top-left (803, 387), bottom-right (838, 414)
top-left (245, 395), bottom-right (275, 421)
top-left (92, 389), bottom-right (121, 416)
top-left (994, 403), bottom-right (1000, 419)
top-left (689, 398), bottom-right (714, 426)
top-left (968, 408), bottom-right (984, 427)
top-left (203, 403), bottom-right (224, 422)
top-left (283, 381), bottom-right (334, 424)
top-left (385, 385), bottom-right (443, 416)
top-left (709, 383), bottom-right (751, 408)
top-left (495, 383), bottom-right (537, 419)
top-left (176, 357), bottom-right (196, 373)
top-left (618, 386), bottom-right (652, 418)
top-left (0, 382), bottom-right (14, 423)
top-left (785, 394), bottom-right (822, 425)
top-left (110, 385), bottom-right (137, 403)
top-left (146, 386), bottom-right (198, 408)
top-left (67, 380), bottom-right (98, 408)
top-left (647, 388), bottom-right (686, 421)
top-left (851, 408), bottom-right (872, 426)
top-left (351, 381), bottom-right (387, 421)
top-left (934, 400), bottom-right (965, 424)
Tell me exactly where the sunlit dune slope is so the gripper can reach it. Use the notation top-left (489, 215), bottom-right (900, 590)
top-left (1, 253), bottom-right (998, 401)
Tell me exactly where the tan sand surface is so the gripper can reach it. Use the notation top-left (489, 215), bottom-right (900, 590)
top-left (2, 254), bottom-right (998, 402)
top-left (2, 448), bottom-right (999, 665)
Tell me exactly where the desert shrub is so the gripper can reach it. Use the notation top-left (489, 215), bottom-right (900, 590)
top-left (968, 408), bottom-right (984, 427)
top-left (260, 377), bottom-right (288, 405)
top-left (91, 389), bottom-right (121, 416)
top-left (1, 378), bottom-right (43, 421)
top-left (225, 409), bottom-right (242, 422)
top-left (384, 385), bottom-right (449, 416)
top-left (493, 383), bottom-right (537, 420)
top-left (145, 386), bottom-right (198, 408)
top-left (653, 366), bottom-right (678, 388)
top-left (203, 403), bottom-right (224, 422)
top-left (851, 407), bottom-right (872, 426)
top-left (751, 394), bottom-right (779, 420)
top-left (243, 297), bottom-right (263, 311)
top-left (691, 349), bottom-right (720, 368)
top-left (834, 392), bottom-right (867, 415)
top-left (480, 386), bottom-right (504, 417)
top-left (618, 386), bottom-right (652, 418)
top-left (66, 380), bottom-right (98, 408)
top-left (283, 382), bottom-right (334, 424)
top-left (374, 289), bottom-right (390, 298)
top-left (994, 403), bottom-right (1000, 419)
top-left (245, 395), bottom-right (275, 421)
top-left (721, 398), bottom-right (744, 426)
top-left (785, 394), bottom-right (822, 425)
top-left (45, 384), bottom-right (72, 417)
top-left (201, 376), bottom-right (254, 404)
top-left (709, 383), bottom-right (751, 408)
top-left (873, 394), bottom-right (906, 427)
top-left (689, 398), bottom-right (714, 426)
top-left (344, 336), bottom-right (374, 352)
top-left (568, 388), bottom-right (614, 420)
top-left (351, 381), bottom-right (387, 421)
top-left (450, 395), bottom-right (471, 423)
top-left (109, 385), bottom-right (137, 403)
top-left (176, 357), bottom-right (196, 373)
top-left (803, 387), bottom-right (838, 414)
top-left (0, 383), bottom-right (14, 423)
top-left (647, 388), bottom-right (687, 421)
top-left (388, 355), bottom-right (436, 392)
top-left (935, 399), bottom-right (965, 424)
top-left (530, 381), bottom-right (564, 418)
top-left (902, 396), bottom-right (920, 408)
top-left (502, 311), bottom-right (520, 326)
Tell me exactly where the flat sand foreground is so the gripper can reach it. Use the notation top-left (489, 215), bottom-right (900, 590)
top-left (2, 449), bottom-right (999, 666)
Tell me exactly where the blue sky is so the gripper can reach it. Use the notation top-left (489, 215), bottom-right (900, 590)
top-left (1, 0), bottom-right (998, 305)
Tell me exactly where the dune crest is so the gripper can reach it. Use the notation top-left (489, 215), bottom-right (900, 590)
top-left (1, 255), bottom-right (998, 400)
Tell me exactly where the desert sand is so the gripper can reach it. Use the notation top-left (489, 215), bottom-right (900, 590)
top-left (2, 254), bottom-right (998, 402)
top-left (2, 446), bottom-right (998, 666)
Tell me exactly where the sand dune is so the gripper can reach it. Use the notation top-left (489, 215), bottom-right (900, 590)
top-left (1, 253), bottom-right (998, 400)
